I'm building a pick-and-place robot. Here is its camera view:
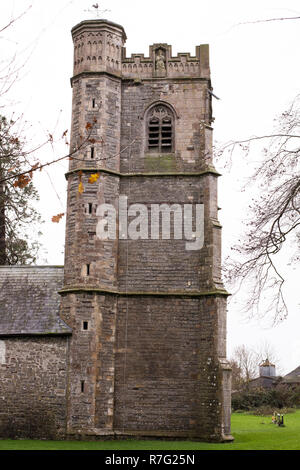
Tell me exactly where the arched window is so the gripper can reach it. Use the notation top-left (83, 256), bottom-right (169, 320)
top-left (147, 104), bottom-right (174, 153)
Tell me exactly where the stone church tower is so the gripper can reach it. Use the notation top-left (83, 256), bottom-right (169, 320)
top-left (59, 19), bottom-right (232, 441)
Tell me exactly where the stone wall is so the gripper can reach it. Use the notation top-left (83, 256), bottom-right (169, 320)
top-left (69, 76), bottom-right (122, 172)
top-left (58, 292), bottom-right (229, 441)
top-left (118, 174), bottom-right (220, 292)
top-left (120, 79), bottom-right (212, 173)
top-left (59, 292), bottom-right (117, 434)
top-left (0, 337), bottom-right (68, 439)
top-left (114, 295), bottom-right (226, 441)
top-left (63, 172), bottom-right (120, 288)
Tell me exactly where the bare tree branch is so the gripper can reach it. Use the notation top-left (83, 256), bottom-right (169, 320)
top-left (0, 6), bottom-right (32, 35)
top-left (219, 95), bottom-right (300, 323)
top-left (238, 16), bottom-right (300, 26)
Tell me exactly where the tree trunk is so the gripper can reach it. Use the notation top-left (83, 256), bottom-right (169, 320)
top-left (0, 178), bottom-right (6, 264)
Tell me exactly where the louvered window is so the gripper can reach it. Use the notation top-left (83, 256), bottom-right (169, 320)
top-left (147, 105), bottom-right (174, 153)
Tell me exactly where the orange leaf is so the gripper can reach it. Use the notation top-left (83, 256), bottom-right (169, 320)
top-left (13, 174), bottom-right (31, 188)
top-left (31, 163), bottom-right (40, 171)
top-left (88, 173), bottom-right (100, 184)
top-left (78, 181), bottom-right (84, 194)
top-left (85, 122), bottom-right (92, 130)
top-left (51, 213), bottom-right (65, 223)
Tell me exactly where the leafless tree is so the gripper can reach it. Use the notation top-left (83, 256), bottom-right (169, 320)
top-left (230, 345), bottom-right (258, 385)
top-left (0, 5), bottom-right (33, 103)
top-left (219, 95), bottom-right (300, 324)
top-left (255, 340), bottom-right (283, 376)
top-left (230, 341), bottom-right (283, 391)
top-left (227, 358), bottom-right (244, 392)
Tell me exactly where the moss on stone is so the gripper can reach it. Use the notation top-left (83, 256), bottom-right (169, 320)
top-left (59, 286), bottom-right (230, 297)
top-left (144, 153), bottom-right (177, 172)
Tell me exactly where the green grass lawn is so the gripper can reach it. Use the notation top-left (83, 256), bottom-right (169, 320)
top-left (0, 411), bottom-right (300, 450)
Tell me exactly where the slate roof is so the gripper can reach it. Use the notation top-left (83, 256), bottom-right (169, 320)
top-left (248, 375), bottom-right (278, 390)
top-left (0, 266), bottom-right (72, 336)
top-left (282, 366), bottom-right (300, 384)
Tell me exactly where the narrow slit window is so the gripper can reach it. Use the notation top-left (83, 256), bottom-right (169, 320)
top-left (88, 203), bottom-right (93, 214)
top-left (90, 146), bottom-right (95, 159)
top-left (83, 321), bottom-right (89, 330)
top-left (81, 380), bottom-right (85, 393)
top-left (92, 98), bottom-right (96, 108)
top-left (86, 264), bottom-right (90, 276)
top-left (147, 105), bottom-right (174, 153)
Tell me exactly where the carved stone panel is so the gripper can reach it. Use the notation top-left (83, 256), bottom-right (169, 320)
top-left (155, 48), bottom-right (166, 78)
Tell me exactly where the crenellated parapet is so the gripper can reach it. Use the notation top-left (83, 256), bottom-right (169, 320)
top-left (121, 43), bottom-right (210, 80)
top-left (71, 21), bottom-right (210, 81)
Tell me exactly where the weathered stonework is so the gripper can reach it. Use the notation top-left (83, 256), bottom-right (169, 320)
top-left (0, 336), bottom-right (69, 439)
top-left (0, 19), bottom-right (232, 442)
top-left (61, 19), bottom-right (233, 442)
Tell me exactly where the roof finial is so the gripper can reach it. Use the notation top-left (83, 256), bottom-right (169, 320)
top-left (84, 3), bottom-right (111, 18)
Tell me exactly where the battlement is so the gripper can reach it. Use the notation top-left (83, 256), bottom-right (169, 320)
top-left (71, 20), bottom-right (210, 80)
top-left (121, 43), bottom-right (210, 79)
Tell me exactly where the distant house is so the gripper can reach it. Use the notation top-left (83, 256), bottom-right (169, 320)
top-left (247, 359), bottom-right (300, 391)
top-left (280, 366), bottom-right (300, 387)
top-left (248, 359), bottom-right (279, 390)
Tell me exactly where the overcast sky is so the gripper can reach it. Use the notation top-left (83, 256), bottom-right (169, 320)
top-left (1, 0), bottom-right (299, 375)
